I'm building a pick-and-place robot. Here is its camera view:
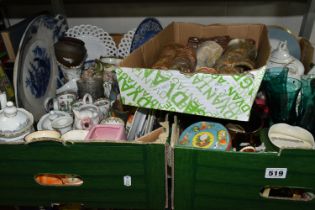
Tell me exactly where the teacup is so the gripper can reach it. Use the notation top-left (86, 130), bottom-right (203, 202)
top-left (45, 92), bottom-right (77, 113)
top-left (94, 98), bottom-right (111, 120)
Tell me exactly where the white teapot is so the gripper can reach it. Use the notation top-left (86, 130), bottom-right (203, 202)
top-left (72, 94), bottom-right (100, 130)
top-left (267, 41), bottom-right (304, 79)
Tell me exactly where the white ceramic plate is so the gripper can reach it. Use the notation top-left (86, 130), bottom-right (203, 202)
top-left (66, 25), bottom-right (117, 61)
top-left (14, 15), bottom-right (68, 121)
top-left (117, 29), bottom-right (135, 58)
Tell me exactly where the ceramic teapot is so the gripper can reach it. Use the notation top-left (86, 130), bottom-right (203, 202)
top-left (0, 101), bottom-right (34, 142)
top-left (267, 41), bottom-right (304, 79)
top-left (72, 94), bottom-right (100, 130)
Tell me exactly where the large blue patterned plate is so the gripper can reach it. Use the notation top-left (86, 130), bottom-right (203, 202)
top-left (130, 17), bottom-right (163, 53)
top-left (14, 15), bottom-right (68, 121)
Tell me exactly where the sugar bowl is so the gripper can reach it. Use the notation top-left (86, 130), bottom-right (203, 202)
top-left (0, 101), bottom-right (34, 142)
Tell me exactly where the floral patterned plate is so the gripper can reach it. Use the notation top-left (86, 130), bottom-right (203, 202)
top-left (14, 14), bottom-right (68, 121)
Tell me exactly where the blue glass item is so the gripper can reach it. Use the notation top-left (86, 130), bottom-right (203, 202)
top-left (297, 74), bottom-right (315, 136)
top-left (130, 17), bottom-right (163, 53)
top-left (178, 121), bottom-right (231, 151)
top-left (264, 75), bottom-right (301, 124)
top-left (14, 14), bottom-right (68, 121)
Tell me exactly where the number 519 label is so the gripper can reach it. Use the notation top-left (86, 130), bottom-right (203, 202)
top-left (265, 168), bottom-right (287, 179)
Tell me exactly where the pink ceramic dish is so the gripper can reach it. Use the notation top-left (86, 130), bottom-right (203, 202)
top-left (85, 124), bottom-right (126, 141)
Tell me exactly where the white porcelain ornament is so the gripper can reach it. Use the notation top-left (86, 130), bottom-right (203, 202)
top-left (267, 41), bottom-right (304, 79)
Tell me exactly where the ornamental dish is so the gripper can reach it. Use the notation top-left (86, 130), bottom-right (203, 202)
top-left (14, 15), bottom-right (68, 121)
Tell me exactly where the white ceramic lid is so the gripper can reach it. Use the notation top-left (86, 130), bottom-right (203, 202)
top-left (37, 110), bottom-right (71, 130)
top-left (0, 101), bottom-right (34, 138)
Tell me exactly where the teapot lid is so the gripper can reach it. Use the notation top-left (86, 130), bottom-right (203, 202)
top-left (270, 41), bottom-right (293, 63)
top-left (0, 101), bottom-right (34, 138)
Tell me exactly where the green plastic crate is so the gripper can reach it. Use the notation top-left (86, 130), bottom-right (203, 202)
top-left (172, 124), bottom-right (315, 210)
top-left (0, 125), bottom-right (169, 210)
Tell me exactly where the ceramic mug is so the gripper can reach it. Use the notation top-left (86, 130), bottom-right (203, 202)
top-left (45, 92), bottom-right (77, 113)
top-left (60, 63), bottom-right (83, 81)
top-left (94, 98), bottom-right (111, 120)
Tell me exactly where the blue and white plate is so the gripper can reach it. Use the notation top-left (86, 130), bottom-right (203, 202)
top-left (14, 14), bottom-right (68, 121)
top-left (130, 17), bottom-right (163, 53)
top-left (268, 25), bottom-right (301, 60)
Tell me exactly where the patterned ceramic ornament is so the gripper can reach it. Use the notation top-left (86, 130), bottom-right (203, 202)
top-left (178, 121), bottom-right (231, 151)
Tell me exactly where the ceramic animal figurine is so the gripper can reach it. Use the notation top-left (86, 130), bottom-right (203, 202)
top-left (267, 41), bottom-right (304, 79)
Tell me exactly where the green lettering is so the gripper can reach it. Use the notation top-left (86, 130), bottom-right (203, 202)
top-left (120, 75), bottom-right (136, 92)
top-left (137, 94), bottom-right (152, 107)
top-left (166, 83), bottom-right (176, 99)
top-left (232, 74), bottom-right (243, 82)
top-left (171, 91), bottom-right (188, 109)
top-left (150, 99), bottom-right (159, 109)
top-left (152, 71), bottom-right (170, 87)
top-left (204, 87), bottom-right (216, 100)
top-left (241, 104), bottom-right (251, 112)
top-left (184, 99), bottom-right (206, 115)
top-left (192, 74), bottom-right (204, 85)
top-left (217, 76), bottom-right (227, 84)
top-left (240, 76), bottom-right (253, 89)
top-left (127, 85), bottom-right (144, 101)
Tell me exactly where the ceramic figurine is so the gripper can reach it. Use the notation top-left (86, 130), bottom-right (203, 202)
top-left (267, 41), bottom-right (304, 79)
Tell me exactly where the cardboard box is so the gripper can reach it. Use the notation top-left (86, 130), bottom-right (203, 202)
top-left (170, 118), bottom-right (315, 210)
top-left (0, 122), bottom-right (169, 209)
top-left (118, 22), bottom-right (270, 121)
